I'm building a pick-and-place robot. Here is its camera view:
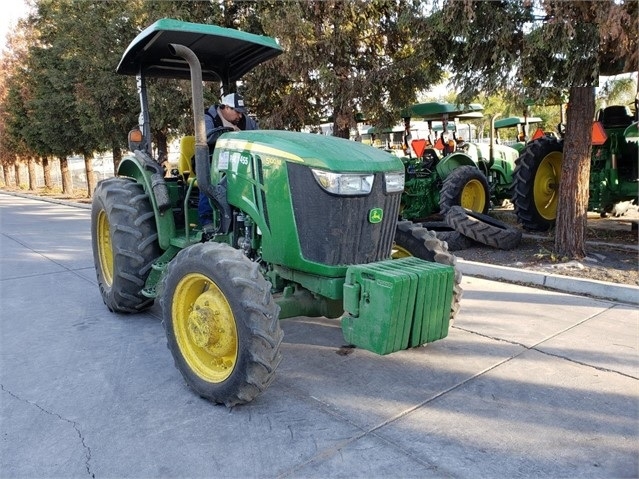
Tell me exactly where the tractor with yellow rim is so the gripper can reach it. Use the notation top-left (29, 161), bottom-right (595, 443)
top-left (91, 19), bottom-right (460, 406)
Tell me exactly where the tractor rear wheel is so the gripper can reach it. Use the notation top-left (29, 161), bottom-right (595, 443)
top-left (160, 242), bottom-right (283, 407)
top-left (439, 165), bottom-right (490, 215)
top-left (393, 221), bottom-right (463, 321)
top-left (445, 206), bottom-right (522, 250)
top-left (91, 177), bottom-right (160, 313)
top-left (511, 137), bottom-right (563, 231)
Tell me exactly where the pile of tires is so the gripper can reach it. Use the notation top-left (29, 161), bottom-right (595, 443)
top-left (394, 206), bottom-right (522, 258)
top-left (443, 206), bottom-right (522, 251)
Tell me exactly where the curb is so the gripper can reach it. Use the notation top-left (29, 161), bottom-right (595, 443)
top-left (457, 259), bottom-right (639, 306)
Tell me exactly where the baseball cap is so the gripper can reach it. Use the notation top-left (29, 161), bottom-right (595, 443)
top-left (221, 93), bottom-right (247, 113)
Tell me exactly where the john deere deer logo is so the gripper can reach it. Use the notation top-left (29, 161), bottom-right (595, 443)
top-left (369, 208), bottom-right (383, 224)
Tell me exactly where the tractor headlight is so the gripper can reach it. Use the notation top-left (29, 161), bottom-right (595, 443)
top-left (384, 171), bottom-right (405, 193)
top-left (311, 169), bottom-right (374, 195)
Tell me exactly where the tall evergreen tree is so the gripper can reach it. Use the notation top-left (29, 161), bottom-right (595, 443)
top-left (241, 0), bottom-right (444, 137)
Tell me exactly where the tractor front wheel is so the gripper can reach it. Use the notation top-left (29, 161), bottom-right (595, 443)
top-left (91, 177), bottom-right (160, 313)
top-left (393, 221), bottom-right (463, 321)
top-left (160, 242), bottom-right (283, 407)
top-left (511, 137), bottom-right (563, 231)
top-left (439, 165), bottom-right (490, 215)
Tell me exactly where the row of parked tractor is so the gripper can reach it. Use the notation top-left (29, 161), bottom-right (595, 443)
top-left (388, 100), bottom-right (639, 257)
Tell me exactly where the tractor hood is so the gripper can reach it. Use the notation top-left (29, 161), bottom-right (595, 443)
top-left (216, 130), bottom-right (404, 172)
top-left (116, 18), bottom-right (283, 83)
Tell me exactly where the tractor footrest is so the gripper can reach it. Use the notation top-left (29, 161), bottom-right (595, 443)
top-left (341, 257), bottom-right (454, 355)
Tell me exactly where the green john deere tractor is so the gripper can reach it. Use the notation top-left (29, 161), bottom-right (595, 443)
top-left (91, 19), bottom-right (460, 407)
top-left (511, 102), bottom-right (639, 231)
top-left (393, 102), bottom-right (522, 252)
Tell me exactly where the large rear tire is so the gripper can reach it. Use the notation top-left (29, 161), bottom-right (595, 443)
top-left (160, 242), bottom-right (283, 407)
top-left (393, 221), bottom-right (463, 321)
top-left (439, 165), bottom-right (490, 215)
top-left (445, 206), bottom-right (522, 250)
top-left (511, 137), bottom-right (563, 231)
top-left (91, 177), bottom-right (160, 313)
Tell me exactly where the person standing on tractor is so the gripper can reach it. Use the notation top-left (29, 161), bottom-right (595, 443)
top-left (199, 93), bottom-right (258, 232)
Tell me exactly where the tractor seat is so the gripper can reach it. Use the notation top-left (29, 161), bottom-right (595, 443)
top-left (178, 135), bottom-right (195, 178)
top-left (598, 106), bottom-right (634, 129)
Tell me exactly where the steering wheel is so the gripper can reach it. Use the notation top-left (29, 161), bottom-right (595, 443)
top-left (207, 126), bottom-right (236, 147)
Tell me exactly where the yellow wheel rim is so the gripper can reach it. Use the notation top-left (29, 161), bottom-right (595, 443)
top-left (97, 210), bottom-right (114, 286)
top-left (391, 243), bottom-right (412, 259)
top-left (460, 179), bottom-right (486, 212)
top-left (172, 273), bottom-right (238, 383)
top-left (533, 152), bottom-right (562, 221)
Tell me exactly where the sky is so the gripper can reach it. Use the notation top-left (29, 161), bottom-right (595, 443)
top-left (1, 0), bottom-right (30, 48)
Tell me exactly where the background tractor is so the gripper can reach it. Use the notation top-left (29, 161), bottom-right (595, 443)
top-left (511, 102), bottom-right (639, 231)
top-left (393, 102), bottom-right (522, 252)
top-left (90, 19), bottom-right (460, 407)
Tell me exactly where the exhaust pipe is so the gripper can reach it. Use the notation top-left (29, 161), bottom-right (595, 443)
top-left (169, 43), bottom-right (232, 233)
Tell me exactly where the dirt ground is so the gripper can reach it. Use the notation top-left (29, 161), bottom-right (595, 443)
top-left (455, 205), bottom-right (639, 287)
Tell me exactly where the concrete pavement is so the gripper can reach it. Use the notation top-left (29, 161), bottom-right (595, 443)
top-left (1, 191), bottom-right (637, 478)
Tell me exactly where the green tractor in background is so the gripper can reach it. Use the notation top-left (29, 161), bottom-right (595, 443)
top-left (511, 102), bottom-right (639, 231)
top-left (393, 102), bottom-right (522, 253)
top-left (90, 19), bottom-right (460, 407)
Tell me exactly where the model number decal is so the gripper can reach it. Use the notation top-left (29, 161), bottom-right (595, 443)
top-left (262, 156), bottom-right (281, 166)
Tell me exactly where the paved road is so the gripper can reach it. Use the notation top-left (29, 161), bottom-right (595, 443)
top-left (1, 192), bottom-right (637, 478)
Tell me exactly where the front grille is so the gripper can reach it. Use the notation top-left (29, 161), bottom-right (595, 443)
top-left (288, 163), bottom-right (400, 266)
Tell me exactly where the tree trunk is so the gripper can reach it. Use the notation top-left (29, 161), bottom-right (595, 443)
top-left (84, 155), bottom-right (96, 197)
top-left (554, 86), bottom-right (595, 259)
top-left (27, 157), bottom-right (38, 191)
top-left (332, 112), bottom-right (352, 139)
top-left (3, 162), bottom-right (13, 186)
top-left (155, 129), bottom-right (169, 161)
top-left (15, 161), bottom-right (23, 188)
top-left (112, 145), bottom-right (122, 175)
top-left (60, 157), bottom-right (73, 195)
top-left (42, 156), bottom-right (53, 189)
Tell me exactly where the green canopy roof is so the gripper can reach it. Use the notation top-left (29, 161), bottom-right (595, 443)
top-left (400, 102), bottom-right (484, 119)
top-left (494, 117), bottom-right (543, 129)
top-left (365, 125), bottom-right (405, 134)
top-left (117, 18), bottom-right (283, 83)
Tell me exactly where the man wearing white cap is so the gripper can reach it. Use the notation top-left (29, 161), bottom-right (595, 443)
top-left (204, 92), bottom-right (258, 133)
top-left (199, 93), bottom-right (258, 231)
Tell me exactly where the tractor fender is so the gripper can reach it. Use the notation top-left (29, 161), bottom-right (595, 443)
top-left (624, 121), bottom-right (639, 143)
top-left (511, 141), bottom-right (526, 154)
top-left (435, 152), bottom-right (476, 180)
top-left (117, 154), bottom-right (176, 250)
